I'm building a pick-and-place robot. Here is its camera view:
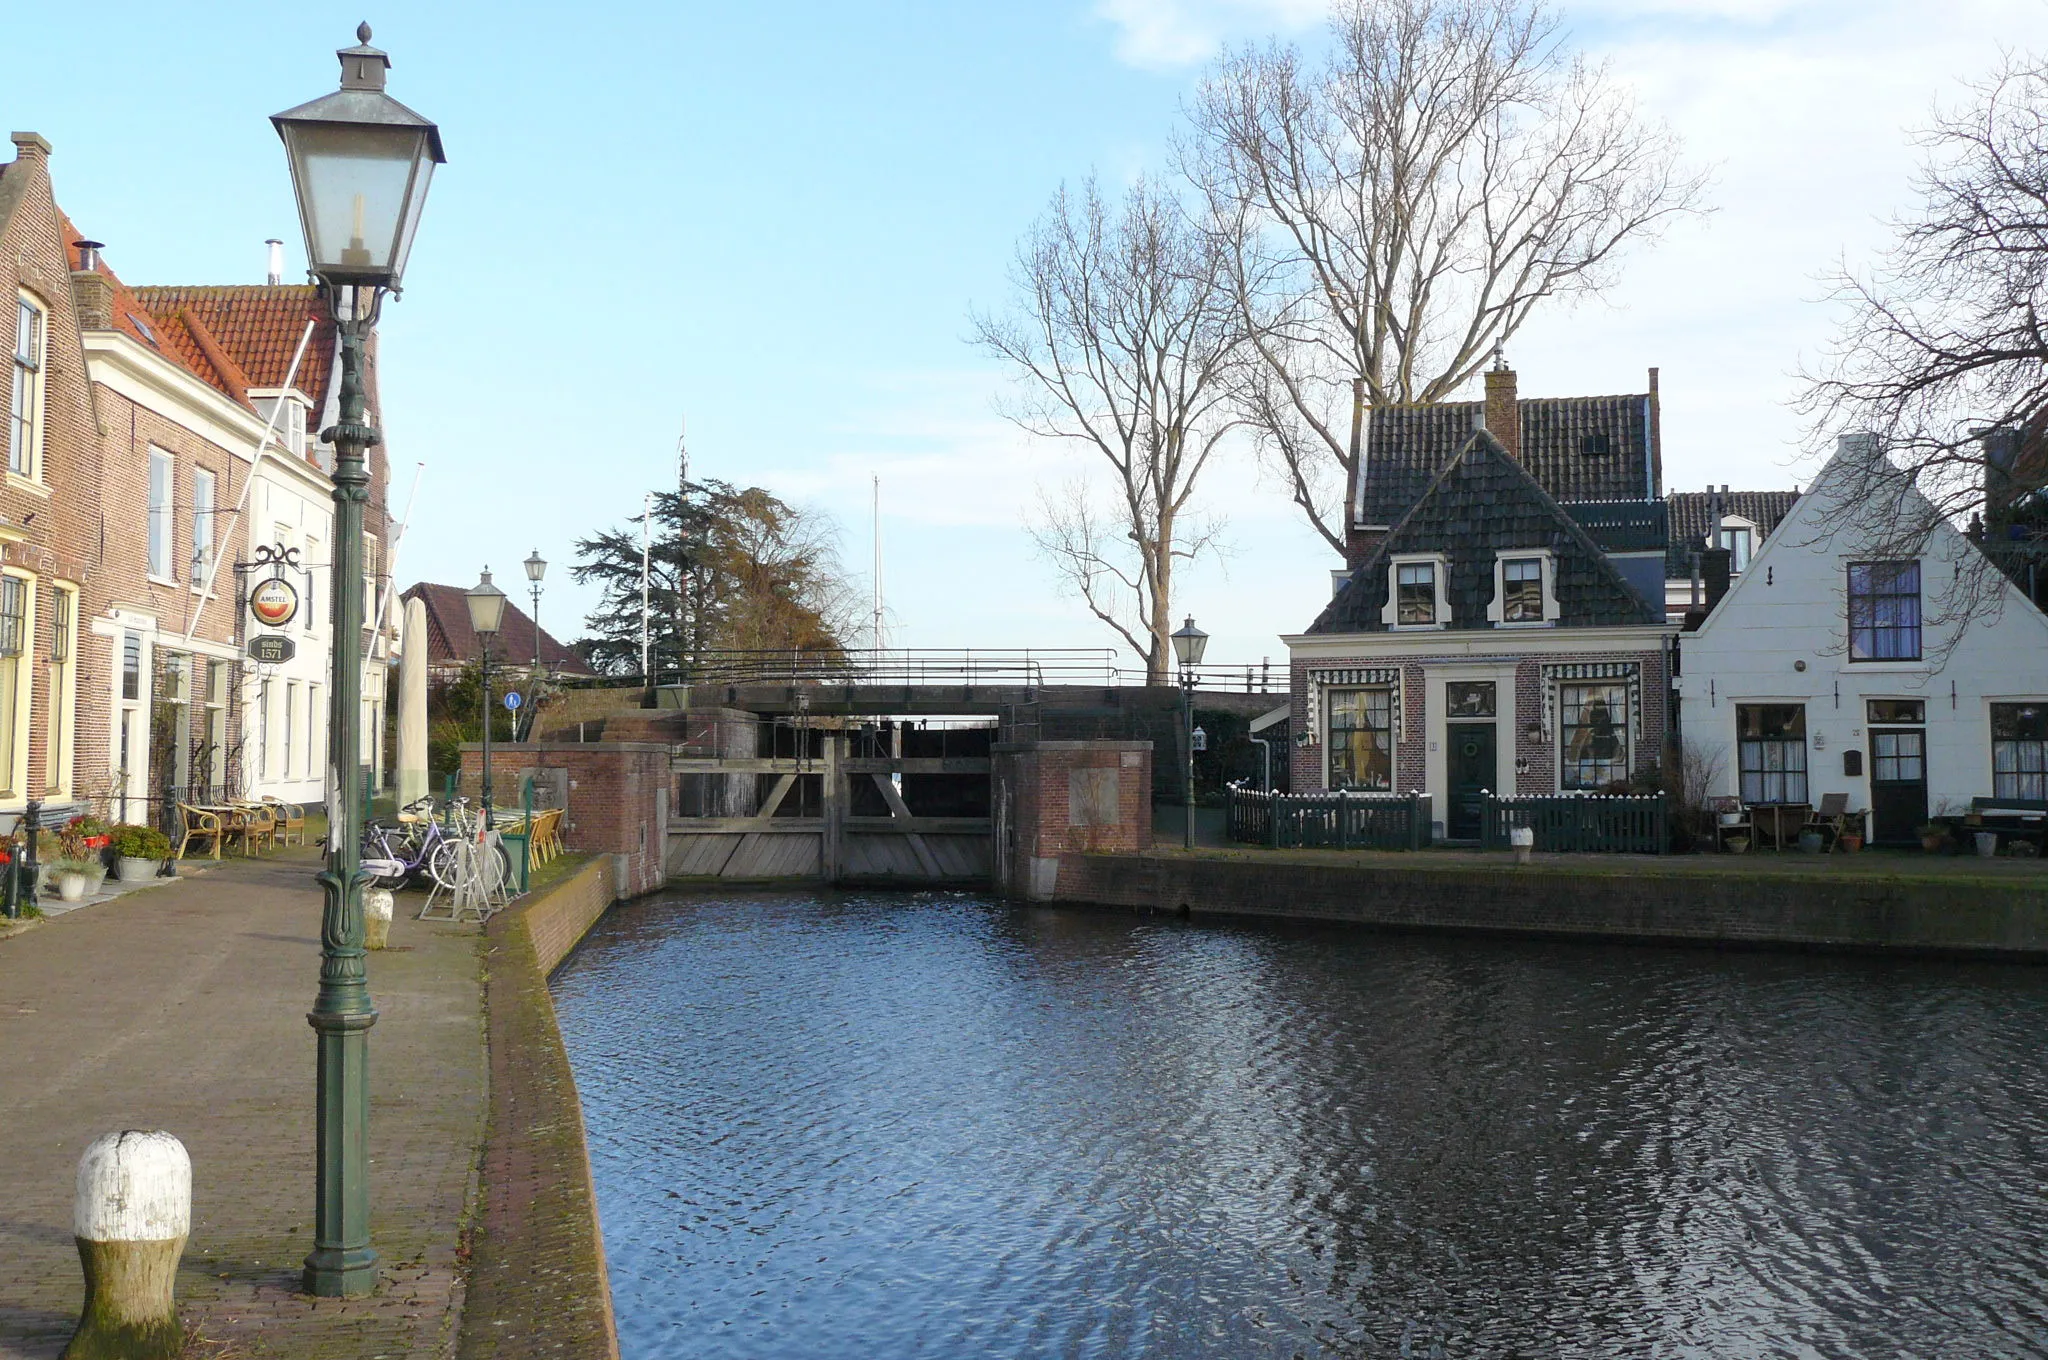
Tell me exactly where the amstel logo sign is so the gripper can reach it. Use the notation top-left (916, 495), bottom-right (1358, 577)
top-left (249, 577), bottom-right (300, 628)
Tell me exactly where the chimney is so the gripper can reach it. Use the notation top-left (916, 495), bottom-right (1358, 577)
top-left (1484, 349), bottom-right (1520, 459)
top-left (1701, 544), bottom-right (1733, 612)
top-left (266, 239), bottom-right (285, 286)
top-left (8, 131), bottom-right (51, 166)
top-left (1647, 366), bottom-right (1663, 497)
top-left (68, 240), bottom-right (113, 331)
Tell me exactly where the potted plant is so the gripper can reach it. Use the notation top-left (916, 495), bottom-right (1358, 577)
top-left (109, 824), bottom-right (171, 882)
top-left (48, 858), bottom-right (101, 902)
top-left (1917, 821), bottom-right (1950, 854)
top-left (1724, 835), bottom-right (1750, 853)
top-left (1837, 830), bottom-right (1863, 853)
top-left (1797, 828), bottom-right (1825, 854)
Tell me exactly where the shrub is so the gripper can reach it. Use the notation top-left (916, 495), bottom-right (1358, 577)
top-left (109, 824), bottom-right (172, 859)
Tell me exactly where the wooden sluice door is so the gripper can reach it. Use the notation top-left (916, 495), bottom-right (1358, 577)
top-left (668, 719), bottom-right (994, 884)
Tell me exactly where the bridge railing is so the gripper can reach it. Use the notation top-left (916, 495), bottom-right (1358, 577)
top-left (1228, 785), bottom-right (1433, 850)
top-left (559, 649), bottom-right (1287, 693)
top-left (1479, 792), bottom-right (1667, 854)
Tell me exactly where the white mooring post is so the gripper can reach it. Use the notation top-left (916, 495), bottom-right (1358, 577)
top-left (64, 1130), bottom-right (190, 1360)
top-left (364, 888), bottom-right (394, 950)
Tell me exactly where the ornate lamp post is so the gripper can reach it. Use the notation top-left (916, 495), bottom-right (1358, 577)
top-left (272, 23), bottom-right (443, 1299)
top-left (467, 570), bottom-right (507, 820)
top-left (1170, 616), bottom-right (1208, 850)
top-left (523, 550), bottom-right (547, 737)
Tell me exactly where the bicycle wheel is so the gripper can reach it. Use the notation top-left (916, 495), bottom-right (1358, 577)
top-left (426, 839), bottom-right (462, 891)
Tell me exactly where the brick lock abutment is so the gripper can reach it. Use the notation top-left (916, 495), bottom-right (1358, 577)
top-left (1050, 851), bottom-right (2048, 958)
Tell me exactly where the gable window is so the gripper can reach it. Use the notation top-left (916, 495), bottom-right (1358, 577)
top-left (1397, 563), bottom-right (1436, 624)
top-left (1848, 561), bottom-right (1921, 661)
top-left (1717, 522), bottom-right (1753, 573)
top-left (1992, 703), bottom-right (2048, 801)
top-left (1560, 682), bottom-right (1628, 790)
top-left (1328, 688), bottom-right (1393, 791)
top-left (1738, 704), bottom-right (1808, 805)
top-left (121, 632), bottom-right (143, 701)
top-left (1502, 558), bottom-right (1544, 622)
top-left (147, 450), bottom-right (175, 579)
top-left (10, 294), bottom-right (44, 478)
top-left (191, 468), bottom-right (216, 578)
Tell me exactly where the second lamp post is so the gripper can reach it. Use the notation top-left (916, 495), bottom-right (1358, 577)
top-left (1171, 617), bottom-right (1208, 850)
top-left (467, 570), bottom-right (507, 820)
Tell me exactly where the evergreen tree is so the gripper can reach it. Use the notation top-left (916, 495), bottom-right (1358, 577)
top-left (572, 479), bottom-right (854, 678)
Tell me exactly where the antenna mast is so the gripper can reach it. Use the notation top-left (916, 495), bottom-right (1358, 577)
top-left (872, 474), bottom-right (883, 657)
top-left (677, 420), bottom-right (690, 674)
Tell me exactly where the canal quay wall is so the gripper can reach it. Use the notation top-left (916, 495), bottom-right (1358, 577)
top-left (461, 854), bottom-right (623, 1360)
top-left (1053, 850), bottom-right (2048, 958)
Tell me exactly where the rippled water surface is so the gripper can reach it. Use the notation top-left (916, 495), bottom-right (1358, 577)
top-left (551, 891), bottom-right (2048, 1358)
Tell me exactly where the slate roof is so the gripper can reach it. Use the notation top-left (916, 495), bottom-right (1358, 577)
top-left (1311, 429), bottom-right (1665, 634)
top-left (1664, 489), bottom-right (1799, 576)
top-left (402, 582), bottom-right (598, 678)
top-left (1357, 394), bottom-right (1653, 527)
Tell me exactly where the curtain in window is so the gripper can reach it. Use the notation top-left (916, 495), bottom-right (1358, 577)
top-left (1738, 704), bottom-right (1809, 804)
top-left (1560, 682), bottom-right (1629, 790)
top-left (1848, 562), bottom-right (1922, 660)
top-left (1993, 703), bottom-right (2048, 800)
top-left (1328, 688), bottom-right (1393, 790)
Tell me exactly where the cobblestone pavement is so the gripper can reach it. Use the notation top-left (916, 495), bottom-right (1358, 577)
top-left (0, 848), bottom-right (486, 1359)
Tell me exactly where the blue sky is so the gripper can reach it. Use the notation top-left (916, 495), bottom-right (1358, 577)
top-left (9, 0), bottom-right (2045, 669)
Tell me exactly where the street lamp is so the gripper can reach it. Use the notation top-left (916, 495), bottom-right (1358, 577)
top-left (467, 569), bottom-right (507, 821)
top-left (273, 22), bottom-right (443, 1300)
top-left (523, 550), bottom-right (546, 737)
top-left (1170, 616), bottom-right (1208, 850)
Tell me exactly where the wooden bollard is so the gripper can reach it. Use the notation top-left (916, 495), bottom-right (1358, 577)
top-left (63, 1130), bottom-right (190, 1360)
top-left (365, 888), bottom-right (394, 950)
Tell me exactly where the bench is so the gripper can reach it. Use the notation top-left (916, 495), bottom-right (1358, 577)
top-left (1954, 798), bottom-right (2048, 855)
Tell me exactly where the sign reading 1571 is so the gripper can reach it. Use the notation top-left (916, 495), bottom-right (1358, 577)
top-left (249, 577), bottom-right (300, 628)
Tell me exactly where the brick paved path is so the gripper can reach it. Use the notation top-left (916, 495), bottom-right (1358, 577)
top-left (0, 848), bottom-right (485, 1359)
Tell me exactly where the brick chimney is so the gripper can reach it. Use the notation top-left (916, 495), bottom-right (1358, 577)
top-left (1701, 544), bottom-right (1733, 612)
top-left (69, 240), bottom-right (114, 331)
top-left (1484, 351), bottom-right (1520, 459)
top-left (8, 131), bottom-right (50, 167)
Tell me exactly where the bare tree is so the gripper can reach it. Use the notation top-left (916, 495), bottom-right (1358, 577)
top-left (1803, 55), bottom-right (2048, 631)
top-left (1186, 0), bottom-right (1708, 553)
top-left (972, 176), bottom-right (1246, 682)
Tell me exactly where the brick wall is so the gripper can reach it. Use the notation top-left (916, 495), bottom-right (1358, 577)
top-left (519, 854), bottom-right (614, 976)
top-left (460, 741), bottom-right (670, 899)
top-left (993, 739), bottom-right (1151, 899)
top-left (1056, 852), bottom-right (2048, 957)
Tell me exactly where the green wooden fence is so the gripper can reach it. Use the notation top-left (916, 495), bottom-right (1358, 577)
top-left (1228, 785), bottom-right (1433, 850)
top-left (1479, 793), bottom-right (1667, 854)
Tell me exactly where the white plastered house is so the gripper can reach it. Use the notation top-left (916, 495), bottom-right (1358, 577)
top-left (1677, 437), bottom-right (2048, 843)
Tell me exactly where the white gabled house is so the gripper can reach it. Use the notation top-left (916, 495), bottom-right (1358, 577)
top-left (1677, 436), bottom-right (2048, 843)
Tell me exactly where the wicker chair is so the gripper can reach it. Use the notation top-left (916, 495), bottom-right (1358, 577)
top-left (262, 797), bottom-right (308, 847)
top-left (176, 804), bottom-right (224, 861)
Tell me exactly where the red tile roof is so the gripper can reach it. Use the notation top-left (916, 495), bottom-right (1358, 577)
top-left (130, 285), bottom-right (334, 412)
top-left (402, 582), bottom-right (598, 678)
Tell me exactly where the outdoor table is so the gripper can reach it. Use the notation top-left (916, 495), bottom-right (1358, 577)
top-left (1748, 803), bottom-right (1812, 851)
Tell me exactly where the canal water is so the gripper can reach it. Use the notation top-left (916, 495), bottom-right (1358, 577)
top-left (551, 890), bottom-right (2048, 1359)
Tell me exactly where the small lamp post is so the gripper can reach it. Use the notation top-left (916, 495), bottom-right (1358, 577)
top-left (466, 569), bottom-right (507, 821)
top-left (1170, 616), bottom-right (1208, 850)
top-left (273, 22), bottom-right (443, 1299)
top-left (523, 550), bottom-right (546, 739)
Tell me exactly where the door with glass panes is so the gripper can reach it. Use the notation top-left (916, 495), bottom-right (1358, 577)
top-left (1868, 699), bottom-right (1927, 844)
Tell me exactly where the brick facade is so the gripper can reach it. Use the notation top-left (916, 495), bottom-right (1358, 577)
top-left (459, 742), bottom-right (672, 900)
top-left (993, 739), bottom-right (1152, 899)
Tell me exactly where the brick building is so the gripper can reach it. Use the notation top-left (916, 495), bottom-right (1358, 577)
top-left (0, 131), bottom-right (394, 827)
top-left (401, 581), bottom-right (596, 682)
top-left (1289, 370), bottom-right (1680, 842)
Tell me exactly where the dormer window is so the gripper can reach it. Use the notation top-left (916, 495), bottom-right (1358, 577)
top-left (1717, 518), bottom-right (1754, 573)
top-left (1502, 558), bottom-right (1544, 621)
top-left (1397, 563), bottom-right (1435, 623)
top-left (1486, 550), bottom-right (1559, 627)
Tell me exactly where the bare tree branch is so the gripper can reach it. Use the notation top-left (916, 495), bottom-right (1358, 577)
top-left (1184, 0), bottom-right (1708, 548)
top-left (972, 176), bottom-right (1250, 681)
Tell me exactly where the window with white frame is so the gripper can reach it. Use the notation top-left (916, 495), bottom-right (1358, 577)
top-left (205, 661), bottom-right (229, 789)
top-left (284, 680), bottom-right (298, 778)
top-left (1559, 682), bottom-right (1629, 790)
top-left (0, 576), bottom-right (25, 796)
top-left (1327, 688), bottom-right (1394, 790)
top-left (191, 468), bottom-right (216, 579)
top-left (147, 450), bottom-right (175, 579)
top-left (1848, 561), bottom-right (1922, 661)
top-left (257, 678), bottom-right (271, 779)
top-left (45, 584), bottom-right (75, 794)
top-left (1501, 558), bottom-right (1544, 622)
top-left (10, 294), bottom-right (45, 478)
top-left (1717, 519), bottom-right (1754, 573)
top-left (1738, 704), bottom-right (1808, 805)
top-left (1992, 703), bottom-right (2048, 801)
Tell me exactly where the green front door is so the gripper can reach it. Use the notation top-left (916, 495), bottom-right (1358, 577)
top-left (1447, 722), bottom-right (1496, 840)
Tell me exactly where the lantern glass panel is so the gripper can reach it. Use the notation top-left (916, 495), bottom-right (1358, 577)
top-left (284, 121), bottom-right (432, 282)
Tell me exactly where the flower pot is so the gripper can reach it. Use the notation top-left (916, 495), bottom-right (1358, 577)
top-left (1717, 812), bottom-right (1744, 826)
top-left (1797, 830), bottom-right (1824, 854)
top-left (1977, 831), bottom-right (2000, 859)
top-left (115, 856), bottom-right (158, 884)
top-left (1837, 834), bottom-right (1862, 853)
top-left (1724, 836), bottom-right (1750, 854)
top-left (1921, 834), bottom-right (1947, 853)
top-left (56, 872), bottom-right (88, 902)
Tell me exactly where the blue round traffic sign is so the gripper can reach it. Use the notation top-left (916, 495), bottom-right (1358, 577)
top-left (503, 691), bottom-right (522, 711)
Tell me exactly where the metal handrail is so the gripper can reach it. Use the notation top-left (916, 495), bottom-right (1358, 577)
top-left (557, 648), bottom-right (1286, 693)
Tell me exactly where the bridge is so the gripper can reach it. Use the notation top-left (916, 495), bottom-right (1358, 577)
top-left (495, 649), bottom-right (1287, 888)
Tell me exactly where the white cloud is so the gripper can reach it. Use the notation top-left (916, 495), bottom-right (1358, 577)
top-left (1093, 0), bottom-right (1328, 69)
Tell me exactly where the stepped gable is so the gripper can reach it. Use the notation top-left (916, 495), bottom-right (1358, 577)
top-left (1312, 428), bottom-right (1664, 634)
top-left (1664, 488), bottom-right (1799, 575)
top-left (1357, 394), bottom-right (1652, 528)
